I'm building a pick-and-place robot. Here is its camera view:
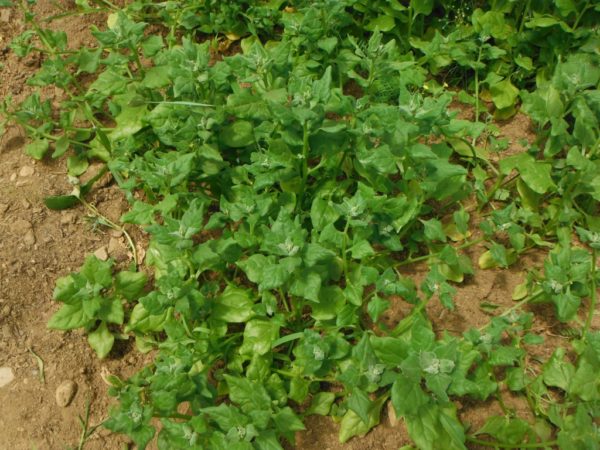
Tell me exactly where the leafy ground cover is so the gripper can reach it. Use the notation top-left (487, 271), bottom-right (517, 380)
top-left (1, 0), bottom-right (599, 448)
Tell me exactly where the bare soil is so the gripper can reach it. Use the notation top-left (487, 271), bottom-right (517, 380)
top-left (0, 2), bottom-right (594, 450)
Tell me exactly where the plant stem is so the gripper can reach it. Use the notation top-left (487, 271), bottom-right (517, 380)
top-left (573, 0), bottom-right (591, 30)
top-left (342, 219), bottom-right (351, 282)
top-left (477, 289), bottom-right (544, 331)
top-left (81, 199), bottom-right (139, 265)
top-left (295, 121), bottom-right (310, 213)
top-left (466, 436), bottom-right (558, 449)
top-left (473, 44), bottom-right (483, 140)
top-left (583, 248), bottom-right (597, 337)
top-left (407, 6), bottom-right (414, 41)
top-left (518, 0), bottom-right (532, 33)
top-left (395, 237), bottom-right (485, 268)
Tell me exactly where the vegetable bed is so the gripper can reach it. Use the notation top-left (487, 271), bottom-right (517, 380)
top-left (1, 0), bottom-right (599, 448)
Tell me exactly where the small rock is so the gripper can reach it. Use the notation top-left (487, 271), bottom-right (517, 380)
top-left (0, 367), bottom-right (15, 388)
top-left (18, 166), bottom-right (34, 177)
top-left (109, 230), bottom-right (123, 238)
top-left (55, 380), bottom-right (77, 407)
top-left (60, 212), bottom-right (75, 225)
top-left (21, 199), bottom-right (31, 209)
top-left (23, 230), bottom-right (36, 246)
top-left (0, 203), bottom-right (8, 214)
top-left (9, 173), bottom-right (17, 182)
top-left (0, 9), bottom-right (10, 22)
top-left (94, 246), bottom-right (108, 261)
top-left (387, 400), bottom-right (399, 426)
top-left (108, 237), bottom-right (127, 262)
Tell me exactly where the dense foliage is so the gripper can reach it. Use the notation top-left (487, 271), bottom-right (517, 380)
top-left (1, 0), bottom-right (599, 448)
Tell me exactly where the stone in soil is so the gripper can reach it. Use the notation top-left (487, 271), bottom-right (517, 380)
top-left (23, 229), bottom-right (36, 246)
top-left (108, 237), bottom-right (127, 262)
top-left (93, 246), bottom-right (108, 261)
top-left (60, 212), bottom-right (76, 225)
top-left (0, 367), bottom-right (15, 388)
top-left (18, 166), bottom-right (34, 177)
top-left (55, 380), bottom-right (78, 407)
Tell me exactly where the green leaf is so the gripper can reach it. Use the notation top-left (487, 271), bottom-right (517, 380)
top-left (273, 407), bottom-right (305, 436)
top-left (224, 375), bottom-right (271, 412)
top-left (77, 48), bottom-right (102, 74)
top-left (542, 348), bottom-right (575, 391)
top-left (141, 35), bottom-right (163, 57)
top-left (48, 303), bottom-right (90, 330)
top-left (141, 66), bottom-right (170, 89)
top-left (80, 255), bottom-right (113, 287)
top-left (213, 286), bottom-right (255, 323)
top-left (44, 195), bottom-right (79, 210)
top-left (411, 0), bottom-right (434, 16)
top-left (307, 392), bottom-right (335, 416)
top-left (347, 388), bottom-right (371, 424)
top-left (289, 271), bottom-right (321, 302)
top-left (391, 375), bottom-right (429, 417)
top-left (519, 161), bottom-right (555, 194)
top-left (239, 319), bottom-right (280, 356)
top-left (115, 271), bottom-right (148, 301)
top-left (52, 135), bottom-right (70, 158)
top-left (367, 296), bottom-right (390, 322)
top-left (422, 219), bottom-right (447, 243)
top-left (87, 321), bottom-right (115, 358)
top-left (220, 121), bottom-right (255, 148)
top-left (25, 139), bottom-right (49, 160)
top-left (490, 79), bottom-right (520, 110)
top-left (67, 154), bottom-right (89, 176)
top-left (125, 303), bottom-right (169, 333)
top-left (339, 395), bottom-right (386, 443)
top-left (365, 15), bottom-right (396, 32)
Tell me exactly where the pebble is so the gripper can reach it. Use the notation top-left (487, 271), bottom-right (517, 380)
top-left (55, 380), bottom-right (77, 407)
top-left (108, 237), bottom-right (127, 261)
top-left (0, 367), bottom-right (15, 388)
top-left (387, 401), bottom-right (399, 426)
top-left (21, 199), bottom-right (31, 209)
top-left (60, 212), bottom-right (76, 225)
top-left (23, 230), bottom-right (36, 246)
top-left (0, 9), bottom-right (11, 23)
top-left (18, 166), bottom-right (34, 177)
top-left (9, 173), bottom-right (17, 182)
top-left (93, 246), bottom-right (108, 261)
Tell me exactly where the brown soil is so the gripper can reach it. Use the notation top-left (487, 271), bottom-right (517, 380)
top-left (0, 2), bottom-right (146, 449)
top-left (0, 2), bottom-right (595, 450)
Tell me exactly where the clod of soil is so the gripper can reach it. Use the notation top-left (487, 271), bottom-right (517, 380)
top-left (55, 380), bottom-right (78, 407)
